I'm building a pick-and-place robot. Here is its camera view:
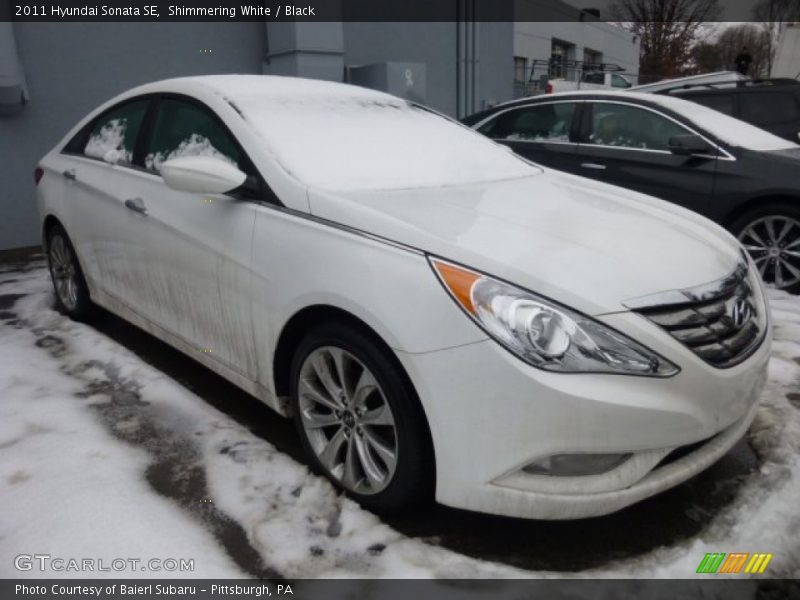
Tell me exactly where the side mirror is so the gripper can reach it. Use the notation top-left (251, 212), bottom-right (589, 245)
top-left (160, 156), bottom-right (247, 194)
top-left (668, 134), bottom-right (713, 156)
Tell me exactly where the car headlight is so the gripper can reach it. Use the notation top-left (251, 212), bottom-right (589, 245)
top-left (430, 258), bottom-right (679, 376)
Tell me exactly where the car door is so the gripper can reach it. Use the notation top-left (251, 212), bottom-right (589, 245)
top-left (128, 96), bottom-right (260, 378)
top-left (475, 101), bottom-right (582, 173)
top-left (58, 97), bottom-right (154, 297)
top-left (574, 101), bottom-right (717, 216)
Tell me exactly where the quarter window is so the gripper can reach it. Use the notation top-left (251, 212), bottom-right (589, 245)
top-left (479, 103), bottom-right (576, 143)
top-left (587, 103), bottom-right (689, 151)
top-left (687, 94), bottom-right (735, 116)
top-left (739, 92), bottom-right (800, 126)
top-left (611, 74), bottom-right (631, 89)
top-left (81, 100), bottom-right (149, 165)
top-left (144, 99), bottom-right (243, 173)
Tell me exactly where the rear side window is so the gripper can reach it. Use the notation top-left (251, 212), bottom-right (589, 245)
top-left (79, 100), bottom-right (149, 165)
top-left (739, 92), bottom-right (800, 126)
top-left (685, 93), bottom-right (735, 116)
top-left (587, 102), bottom-right (689, 151)
top-left (143, 98), bottom-right (244, 173)
top-left (479, 103), bottom-right (576, 142)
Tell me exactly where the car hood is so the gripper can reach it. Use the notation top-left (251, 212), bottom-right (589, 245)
top-left (307, 171), bottom-right (742, 316)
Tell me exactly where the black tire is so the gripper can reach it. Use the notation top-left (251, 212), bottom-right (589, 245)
top-left (46, 223), bottom-right (94, 319)
top-left (290, 321), bottom-right (434, 513)
top-left (729, 202), bottom-right (800, 295)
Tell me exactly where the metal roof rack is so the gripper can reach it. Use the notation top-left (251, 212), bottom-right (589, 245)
top-left (526, 58), bottom-right (624, 83)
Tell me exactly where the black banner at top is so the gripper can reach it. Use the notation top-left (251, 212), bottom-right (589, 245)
top-left (3, 0), bottom-right (768, 22)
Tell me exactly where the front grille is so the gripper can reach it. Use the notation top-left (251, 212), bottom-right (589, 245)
top-left (629, 257), bottom-right (767, 368)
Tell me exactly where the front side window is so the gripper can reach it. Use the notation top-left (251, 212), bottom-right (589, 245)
top-left (81, 100), bottom-right (149, 165)
top-left (587, 103), bottom-right (689, 151)
top-left (479, 103), bottom-right (576, 143)
top-left (144, 98), bottom-right (243, 173)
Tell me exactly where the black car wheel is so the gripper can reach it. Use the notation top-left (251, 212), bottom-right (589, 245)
top-left (290, 321), bottom-right (433, 512)
top-left (731, 204), bottom-right (800, 294)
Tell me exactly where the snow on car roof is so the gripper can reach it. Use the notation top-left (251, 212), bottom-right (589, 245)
top-left (180, 75), bottom-right (538, 191)
top-left (495, 90), bottom-right (797, 153)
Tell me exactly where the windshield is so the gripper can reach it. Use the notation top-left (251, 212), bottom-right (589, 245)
top-left (235, 92), bottom-right (537, 191)
top-left (644, 94), bottom-right (798, 152)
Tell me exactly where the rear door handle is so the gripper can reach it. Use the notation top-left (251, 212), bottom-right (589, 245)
top-left (581, 162), bottom-right (606, 170)
top-left (62, 169), bottom-right (76, 180)
top-left (124, 197), bottom-right (148, 216)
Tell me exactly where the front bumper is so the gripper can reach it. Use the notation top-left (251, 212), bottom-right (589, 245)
top-left (396, 313), bottom-right (770, 520)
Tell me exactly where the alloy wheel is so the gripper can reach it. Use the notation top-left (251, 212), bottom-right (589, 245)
top-left (49, 233), bottom-right (79, 311)
top-left (738, 215), bottom-right (800, 290)
top-left (297, 346), bottom-right (398, 495)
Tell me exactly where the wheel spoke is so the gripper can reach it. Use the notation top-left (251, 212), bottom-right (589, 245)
top-left (311, 351), bottom-right (342, 401)
top-left (765, 218), bottom-right (778, 244)
top-left (352, 368), bottom-right (378, 409)
top-left (360, 404), bottom-right (394, 426)
top-left (342, 436), bottom-right (359, 488)
top-left (743, 227), bottom-right (767, 248)
top-left (301, 408), bottom-right (340, 430)
top-left (775, 219), bottom-right (794, 244)
top-left (780, 259), bottom-right (800, 282)
top-left (354, 434), bottom-right (385, 488)
top-left (328, 347), bottom-right (351, 400)
top-left (299, 379), bottom-right (342, 412)
top-left (774, 260), bottom-right (784, 288)
top-left (362, 427), bottom-right (397, 467)
top-left (318, 426), bottom-right (347, 471)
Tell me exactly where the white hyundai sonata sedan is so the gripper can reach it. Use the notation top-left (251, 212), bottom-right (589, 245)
top-left (36, 75), bottom-right (770, 519)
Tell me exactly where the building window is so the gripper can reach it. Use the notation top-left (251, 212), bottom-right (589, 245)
top-left (550, 40), bottom-right (574, 79)
top-left (513, 56), bottom-right (528, 83)
top-left (583, 48), bottom-right (602, 67)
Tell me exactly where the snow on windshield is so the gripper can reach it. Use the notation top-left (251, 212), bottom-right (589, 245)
top-left (645, 94), bottom-right (798, 152)
top-left (234, 93), bottom-right (536, 190)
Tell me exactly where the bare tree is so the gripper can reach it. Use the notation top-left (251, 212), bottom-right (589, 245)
top-left (715, 24), bottom-right (772, 77)
top-left (610, 0), bottom-right (722, 83)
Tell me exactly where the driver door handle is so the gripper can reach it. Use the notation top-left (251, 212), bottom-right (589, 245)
top-left (581, 162), bottom-right (607, 170)
top-left (124, 197), bottom-right (148, 215)
top-left (62, 169), bottom-right (76, 180)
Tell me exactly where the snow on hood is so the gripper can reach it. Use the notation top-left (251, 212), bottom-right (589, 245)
top-left (308, 170), bottom-right (743, 316)
top-left (191, 75), bottom-right (536, 190)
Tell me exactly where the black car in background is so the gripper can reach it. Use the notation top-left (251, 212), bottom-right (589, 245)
top-left (657, 79), bottom-right (800, 144)
top-left (463, 91), bottom-right (800, 292)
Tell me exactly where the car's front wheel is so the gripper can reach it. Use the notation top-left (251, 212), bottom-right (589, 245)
top-left (46, 224), bottom-right (94, 319)
top-left (290, 322), bottom-right (433, 512)
top-left (731, 203), bottom-right (800, 294)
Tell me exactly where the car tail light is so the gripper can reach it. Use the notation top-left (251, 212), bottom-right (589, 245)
top-left (545, 83), bottom-right (553, 94)
top-left (34, 166), bottom-right (44, 185)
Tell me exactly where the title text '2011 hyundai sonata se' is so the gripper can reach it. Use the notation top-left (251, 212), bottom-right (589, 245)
top-left (36, 75), bottom-right (770, 519)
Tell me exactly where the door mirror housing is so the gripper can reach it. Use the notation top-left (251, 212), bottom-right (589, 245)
top-left (668, 134), bottom-right (713, 156)
top-left (160, 156), bottom-right (247, 194)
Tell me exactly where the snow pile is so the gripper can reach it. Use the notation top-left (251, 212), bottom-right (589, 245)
top-left (145, 134), bottom-right (237, 173)
top-left (0, 263), bottom-right (798, 581)
top-left (84, 119), bottom-right (133, 163)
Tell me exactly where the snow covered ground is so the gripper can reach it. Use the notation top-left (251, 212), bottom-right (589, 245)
top-left (0, 260), bottom-right (798, 583)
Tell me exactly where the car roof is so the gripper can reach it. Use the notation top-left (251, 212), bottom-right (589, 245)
top-left (129, 74), bottom-right (401, 106)
top-left (488, 90), bottom-right (679, 111)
